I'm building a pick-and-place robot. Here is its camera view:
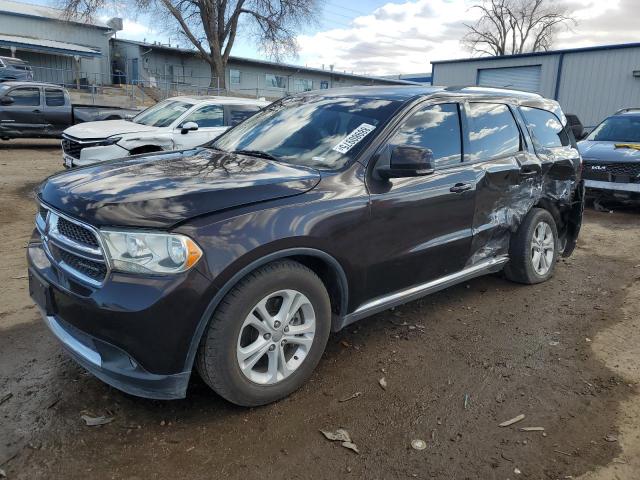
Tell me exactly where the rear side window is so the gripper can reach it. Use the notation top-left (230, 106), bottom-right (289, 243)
top-left (45, 89), bottom-right (65, 107)
top-left (520, 106), bottom-right (569, 148)
top-left (465, 103), bottom-right (521, 162)
top-left (182, 104), bottom-right (224, 128)
top-left (388, 103), bottom-right (462, 167)
top-left (9, 87), bottom-right (40, 106)
top-left (228, 105), bottom-right (261, 126)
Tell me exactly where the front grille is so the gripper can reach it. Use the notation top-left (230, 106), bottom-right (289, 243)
top-left (583, 161), bottom-right (640, 182)
top-left (52, 245), bottom-right (107, 282)
top-left (61, 137), bottom-right (104, 160)
top-left (57, 216), bottom-right (100, 248)
top-left (35, 205), bottom-right (108, 286)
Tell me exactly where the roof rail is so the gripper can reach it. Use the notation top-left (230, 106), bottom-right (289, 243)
top-left (614, 107), bottom-right (640, 115)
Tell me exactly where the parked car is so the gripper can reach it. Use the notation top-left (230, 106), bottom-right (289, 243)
top-left (0, 56), bottom-right (33, 82)
top-left (578, 108), bottom-right (640, 201)
top-left (61, 96), bottom-right (270, 167)
top-left (0, 82), bottom-right (139, 140)
top-left (28, 86), bottom-right (584, 406)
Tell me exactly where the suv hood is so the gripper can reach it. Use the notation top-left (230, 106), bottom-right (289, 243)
top-left (64, 119), bottom-right (158, 139)
top-left (578, 140), bottom-right (640, 162)
top-left (39, 148), bottom-right (321, 228)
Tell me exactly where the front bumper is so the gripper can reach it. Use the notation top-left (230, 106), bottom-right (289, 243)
top-left (63, 143), bottom-right (130, 168)
top-left (27, 236), bottom-right (213, 399)
top-left (584, 179), bottom-right (640, 194)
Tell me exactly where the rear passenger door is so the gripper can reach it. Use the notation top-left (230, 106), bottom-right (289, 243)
top-left (462, 102), bottom-right (540, 264)
top-left (366, 102), bottom-right (478, 299)
top-left (1, 86), bottom-right (45, 136)
top-left (42, 88), bottom-right (69, 137)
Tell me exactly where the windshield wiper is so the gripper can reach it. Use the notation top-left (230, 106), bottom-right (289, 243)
top-left (232, 149), bottom-right (282, 162)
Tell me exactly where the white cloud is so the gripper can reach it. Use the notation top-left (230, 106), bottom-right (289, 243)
top-left (99, 15), bottom-right (159, 41)
top-left (297, 0), bottom-right (640, 76)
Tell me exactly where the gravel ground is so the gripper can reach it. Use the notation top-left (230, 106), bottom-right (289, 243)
top-left (1, 140), bottom-right (639, 480)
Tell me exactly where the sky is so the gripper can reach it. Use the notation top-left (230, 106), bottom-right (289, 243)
top-left (22, 0), bottom-right (640, 76)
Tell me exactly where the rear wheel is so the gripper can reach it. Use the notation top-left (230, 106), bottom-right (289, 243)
top-left (504, 208), bottom-right (558, 284)
top-left (196, 260), bottom-right (331, 406)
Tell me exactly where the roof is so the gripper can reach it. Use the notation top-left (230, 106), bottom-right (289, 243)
top-left (112, 38), bottom-right (420, 85)
top-left (0, 33), bottom-right (101, 57)
top-left (169, 95), bottom-right (270, 106)
top-left (0, 0), bottom-right (110, 29)
top-left (431, 41), bottom-right (640, 65)
top-left (0, 80), bottom-right (70, 87)
top-left (304, 85), bottom-right (545, 102)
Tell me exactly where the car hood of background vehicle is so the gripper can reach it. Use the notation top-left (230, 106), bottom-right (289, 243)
top-left (64, 119), bottom-right (159, 139)
top-left (39, 148), bottom-right (321, 228)
top-left (578, 140), bottom-right (640, 162)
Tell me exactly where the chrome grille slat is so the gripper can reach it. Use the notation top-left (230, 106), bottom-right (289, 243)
top-left (35, 204), bottom-right (109, 286)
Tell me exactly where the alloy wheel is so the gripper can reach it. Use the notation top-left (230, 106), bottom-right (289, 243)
top-left (531, 221), bottom-right (555, 275)
top-left (236, 289), bottom-right (316, 385)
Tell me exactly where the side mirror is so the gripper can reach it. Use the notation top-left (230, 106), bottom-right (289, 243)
top-left (0, 96), bottom-right (14, 106)
top-left (377, 145), bottom-right (435, 179)
top-left (181, 121), bottom-right (198, 134)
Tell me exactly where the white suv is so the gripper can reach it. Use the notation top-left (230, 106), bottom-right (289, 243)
top-left (61, 96), bottom-right (270, 167)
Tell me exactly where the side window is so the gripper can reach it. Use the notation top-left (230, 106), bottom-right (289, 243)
top-left (228, 105), bottom-right (260, 126)
top-left (465, 103), bottom-right (521, 162)
top-left (182, 105), bottom-right (223, 128)
top-left (520, 106), bottom-right (570, 149)
top-left (45, 89), bottom-right (65, 107)
top-left (388, 103), bottom-right (462, 167)
top-left (9, 87), bottom-right (40, 106)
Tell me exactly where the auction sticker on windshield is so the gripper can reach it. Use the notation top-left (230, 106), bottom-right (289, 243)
top-left (332, 123), bottom-right (376, 154)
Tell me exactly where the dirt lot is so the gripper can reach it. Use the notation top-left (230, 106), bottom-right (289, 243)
top-left (1, 140), bottom-right (640, 480)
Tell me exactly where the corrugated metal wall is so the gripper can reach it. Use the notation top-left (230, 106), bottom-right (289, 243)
top-left (432, 46), bottom-right (640, 128)
top-left (557, 48), bottom-right (640, 127)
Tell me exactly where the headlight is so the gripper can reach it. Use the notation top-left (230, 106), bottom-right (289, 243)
top-left (100, 136), bottom-right (122, 146)
top-left (100, 230), bottom-right (202, 274)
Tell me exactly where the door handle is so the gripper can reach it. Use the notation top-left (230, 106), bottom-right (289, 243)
top-left (33, 109), bottom-right (41, 113)
top-left (520, 168), bottom-right (539, 177)
top-left (450, 182), bottom-right (472, 193)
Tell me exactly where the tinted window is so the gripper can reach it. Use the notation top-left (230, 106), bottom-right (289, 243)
top-left (183, 105), bottom-right (224, 128)
top-left (45, 89), bottom-right (65, 107)
top-left (388, 103), bottom-right (462, 167)
top-left (213, 95), bottom-right (401, 170)
top-left (265, 74), bottom-right (287, 89)
top-left (521, 106), bottom-right (569, 148)
top-left (587, 116), bottom-right (640, 142)
top-left (9, 87), bottom-right (39, 106)
top-left (228, 105), bottom-right (260, 126)
top-left (465, 103), bottom-right (521, 162)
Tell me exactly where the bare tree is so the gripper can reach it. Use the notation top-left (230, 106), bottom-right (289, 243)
top-left (62, 0), bottom-right (320, 88)
top-left (463, 0), bottom-right (575, 56)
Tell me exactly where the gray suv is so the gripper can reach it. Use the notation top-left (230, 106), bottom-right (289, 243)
top-left (0, 56), bottom-right (34, 82)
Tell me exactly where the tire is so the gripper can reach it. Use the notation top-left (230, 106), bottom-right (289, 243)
top-left (196, 260), bottom-right (331, 406)
top-left (504, 208), bottom-right (558, 284)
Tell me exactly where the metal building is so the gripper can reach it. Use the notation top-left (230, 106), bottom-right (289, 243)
top-left (0, 0), bottom-right (122, 85)
top-left (431, 42), bottom-right (640, 129)
top-left (111, 38), bottom-right (413, 99)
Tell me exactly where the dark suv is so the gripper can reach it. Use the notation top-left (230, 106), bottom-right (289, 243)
top-left (28, 86), bottom-right (584, 406)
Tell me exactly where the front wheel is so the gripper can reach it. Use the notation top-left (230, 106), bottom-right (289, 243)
top-left (504, 208), bottom-right (558, 284)
top-left (196, 260), bottom-right (331, 406)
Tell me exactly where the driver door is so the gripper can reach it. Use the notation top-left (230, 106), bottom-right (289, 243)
top-left (173, 104), bottom-right (226, 149)
top-left (365, 102), bottom-right (477, 300)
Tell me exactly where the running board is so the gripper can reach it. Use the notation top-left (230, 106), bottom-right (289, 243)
top-left (338, 256), bottom-right (509, 330)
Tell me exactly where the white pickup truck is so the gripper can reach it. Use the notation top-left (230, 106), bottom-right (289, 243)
top-left (61, 95), bottom-right (269, 167)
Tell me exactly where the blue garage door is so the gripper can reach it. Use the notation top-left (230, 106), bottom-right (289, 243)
top-left (477, 65), bottom-right (542, 93)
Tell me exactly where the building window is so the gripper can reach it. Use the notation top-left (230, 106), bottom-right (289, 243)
top-left (265, 74), bottom-right (287, 89)
top-left (294, 78), bottom-right (313, 92)
top-left (320, 80), bottom-right (329, 89)
top-left (230, 69), bottom-right (241, 85)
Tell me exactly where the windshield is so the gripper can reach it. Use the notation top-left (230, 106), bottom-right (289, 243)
top-left (132, 100), bottom-right (193, 127)
top-left (212, 94), bottom-right (402, 169)
top-left (588, 116), bottom-right (640, 142)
